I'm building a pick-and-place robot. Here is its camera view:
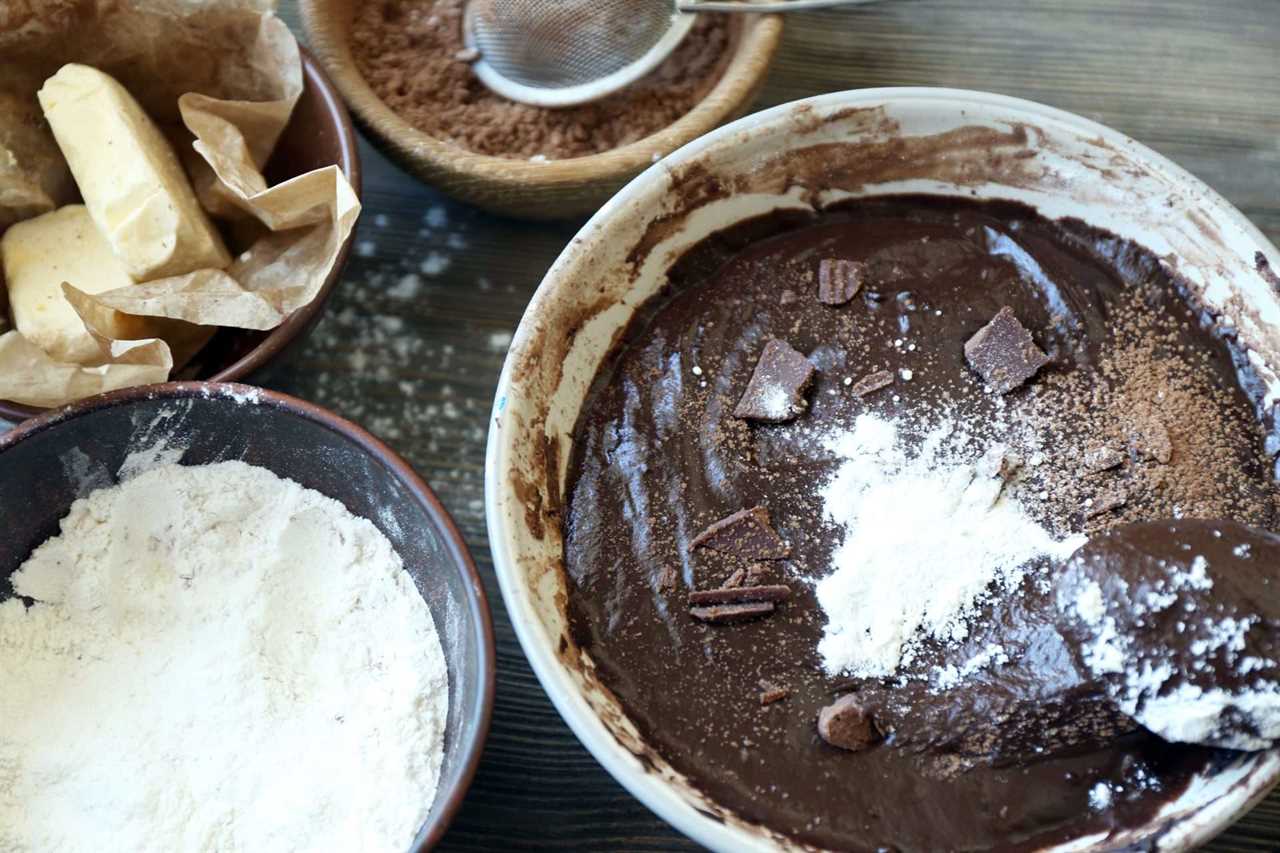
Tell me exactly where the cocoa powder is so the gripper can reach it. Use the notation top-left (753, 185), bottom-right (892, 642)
top-left (350, 0), bottom-right (734, 160)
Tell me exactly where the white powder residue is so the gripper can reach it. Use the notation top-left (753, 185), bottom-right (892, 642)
top-left (424, 205), bottom-right (448, 229)
top-left (0, 462), bottom-right (448, 852)
top-left (1070, 551), bottom-right (1280, 750)
top-left (117, 440), bottom-right (186, 481)
top-left (419, 251), bottom-right (451, 276)
top-left (210, 385), bottom-right (263, 406)
top-left (488, 331), bottom-right (513, 352)
top-left (1088, 782), bottom-right (1115, 811)
top-left (1140, 684), bottom-right (1279, 749)
top-left (388, 272), bottom-right (423, 300)
top-left (932, 643), bottom-right (1010, 690)
top-left (760, 385), bottom-right (794, 420)
top-left (815, 413), bottom-right (1085, 678)
top-left (1075, 579), bottom-right (1107, 625)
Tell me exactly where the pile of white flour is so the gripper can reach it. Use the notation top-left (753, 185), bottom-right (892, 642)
top-left (0, 461), bottom-right (448, 853)
top-left (814, 413), bottom-right (1085, 678)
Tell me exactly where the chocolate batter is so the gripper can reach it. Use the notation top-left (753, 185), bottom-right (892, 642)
top-left (563, 197), bottom-right (1280, 850)
top-left (1058, 520), bottom-right (1280, 752)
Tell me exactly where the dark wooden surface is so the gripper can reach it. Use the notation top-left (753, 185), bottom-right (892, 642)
top-left (7, 1), bottom-right (1279, 849)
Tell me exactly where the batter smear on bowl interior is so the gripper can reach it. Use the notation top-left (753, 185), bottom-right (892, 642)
top-left (562, 197), bottom-right (1280, 851)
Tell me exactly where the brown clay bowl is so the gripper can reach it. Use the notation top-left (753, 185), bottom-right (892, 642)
top-left (300, 0), bottom-right (782, 220)
top-left (0, 381), bottom-right (494, 851)
top-left (0, 48), bottom-right (362, 423)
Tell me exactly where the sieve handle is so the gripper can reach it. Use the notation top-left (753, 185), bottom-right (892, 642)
top-left (677, 0), bottom-right (881, 11)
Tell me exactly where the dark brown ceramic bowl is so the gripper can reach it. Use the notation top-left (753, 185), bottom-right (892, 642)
top-left (0, 48), bottom-right (362, 422)
top-left (0, 382), bottom-right (494, 852)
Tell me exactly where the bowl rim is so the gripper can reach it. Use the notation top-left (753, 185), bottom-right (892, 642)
top-left (298, 0), bottom-right (782, 186)
top-left (1, 380), bottom-right (496, 852)
top-left (486, 86), bottom-right (1280, 852)
top-left (0, 46), bottom-right (364, 423)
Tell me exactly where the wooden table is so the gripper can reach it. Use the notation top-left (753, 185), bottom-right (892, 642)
top-left (10, 1), bottom-right (1279, 849)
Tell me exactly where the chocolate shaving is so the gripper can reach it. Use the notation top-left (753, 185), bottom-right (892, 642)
top-left (759, 686), bottom-right (790, 706)
top-left (849, 369), bottom-right (894, 398)
top-left (690, 601), bottom-right (775, 624)
top-left (817, 694), bottom-right (880, 752)
top-left (733, 339), bottom-right (816, 423)
top-left (690, 506), bottom-right (790, 560)
top-left (817, 258), bottom-right (867, 306)
top-left (688, 584), bottom-right (791, 606)
top-left (722, 567), bottom-right (746, 589)
top-left (964, 306), bottom-right (1050, 394)
top-left (1085, 491), bottom-right (1128, 519)
top-left (1083, 446), bottom-right (1125, 473)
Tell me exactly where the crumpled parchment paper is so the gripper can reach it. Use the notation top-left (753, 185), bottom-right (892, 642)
top-left (0, 0), bottom-right (360, 408)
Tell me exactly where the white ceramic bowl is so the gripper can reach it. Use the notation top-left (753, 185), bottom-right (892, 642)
top-left (486, 88), bottom-right (1280, 851)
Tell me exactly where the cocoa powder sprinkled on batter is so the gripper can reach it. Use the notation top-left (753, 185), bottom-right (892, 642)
top-left (350, 0), bottom-right (734, 160)
top-left (1020, 284), bottom-right (1279, 539)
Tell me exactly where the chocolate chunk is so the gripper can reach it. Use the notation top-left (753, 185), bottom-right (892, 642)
top-left (1084, 491), bottom-right (1127, 519)
top-left (722, 567), bottom-right (747, 589)
top-left (1084, 446), bottom-right (1125, 473)
top-left (690, 601), bottom-right (775, 624)
top-left (690, 506), bottom-right (790, 560)
top-left (759, 686), bottom-right (790, 706)
top-left (817, 258), bottom-right (867, 306)
top-left (849, 369), bottom-right (894, 398)
top-left (734, 339), bottom-right (816, 423)
top-left (817, 694), bottom-right (880, 752)
top-left (688, 584), bottom-right (791, 606)
top-left (745, 563), bottom-right (769, 584)
top-left (964, 306), bottom-right (1050, 394)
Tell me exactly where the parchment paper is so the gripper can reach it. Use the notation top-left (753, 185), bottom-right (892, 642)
top-left (0, 0), bottom-right (360, 408)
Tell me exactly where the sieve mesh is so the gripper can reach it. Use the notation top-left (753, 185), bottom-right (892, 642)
top-left (465, 0), bottom-right (684, 90)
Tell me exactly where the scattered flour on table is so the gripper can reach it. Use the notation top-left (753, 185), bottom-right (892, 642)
top-left (419, 251), bottom-right (452, 276)
top-left (814, 413), bottom-right (1085, 678)
top-left (290, 197), bottom-right (512, 523)
top-left (0, 461), bottom-right (448, 853)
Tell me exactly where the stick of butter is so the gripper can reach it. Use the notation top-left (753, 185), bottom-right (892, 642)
top-left (2, 205), bottom-right (155, 364)
top-left (38, 64), bottom-right (231, 281)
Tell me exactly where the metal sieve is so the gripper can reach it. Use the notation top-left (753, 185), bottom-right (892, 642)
top-left (463, 0), bottom-right (881, 108)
